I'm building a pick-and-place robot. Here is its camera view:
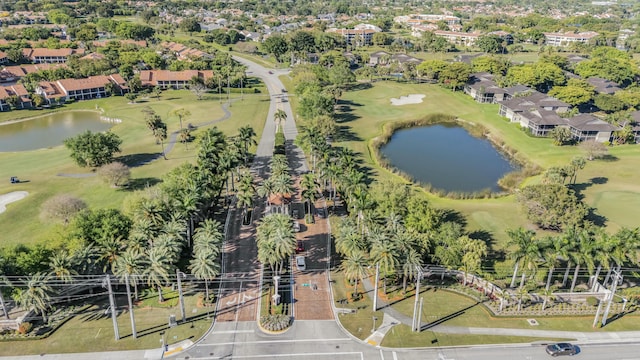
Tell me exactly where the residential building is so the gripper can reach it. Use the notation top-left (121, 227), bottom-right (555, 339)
top-left (36, 74), bottom-right (127, 103)
top-left (567, 113), bottom-right (619, 142)
top-left (0, 63), bottom-right (66, 82)
top-left (326, 28), bottom-right (376, 46)
top-left (543, 31), bottom-right (599, 47)
top-left (0, 84), bottom-right (32, 111)
top-left (394, 14), bottom-right (461, 26)
top-left (433, 31), bottom-right (481, 46)
top-left (586, 77), bottom-right (622, 95)
top-left (22, 48), bottom-right (84, 63)
top-left (139, 70), bottom-right (214, 89)
top-left (518, 108), bottom-right (567, 137)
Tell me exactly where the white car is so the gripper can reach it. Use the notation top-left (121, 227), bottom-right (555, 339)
top-left (295, 256), bottom-right (306, 271)
top-left (293, 221), bottom-right (301, 232)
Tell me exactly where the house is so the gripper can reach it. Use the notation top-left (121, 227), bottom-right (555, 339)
top-left (0, 84), bottom-right (32, 111)
top-left (369, 51), bottom-right (390, 66)
top-left (36, 74), bottom-right (127, 103)
top-left (498, 92), bottom-right (570, 124)
top-left (326, 28), bottom-right (376, 46)
top-left (518, 108), bottom-right (567, 136)
top-left (464, 73), bottom-right (506, 103)
top-left (22, 48), bottom-right (84, 63)
top-left (586, 77), bottom-right (622, 95)
top-left (567, 113), bottom-right (619, 142)
top-left (391, 53), bottom-right (423, 65)
top-left (0, 63), bottom-right (66, 82)
top-left (543, 31), bottom-right (599, 47)
top-left (625, 110), bottom-right (640, 143)
top-left (160, 41), bottom-right (210, 61)
top-left (433, 31), bottom-right (481, 46)
top-left (139, 70), bottom-right (214, 89)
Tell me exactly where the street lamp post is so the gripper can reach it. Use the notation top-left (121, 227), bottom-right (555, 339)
top-left (373, 263), bottom-right (379, 311)
top-left (176, 269), bottom-right (186, 323)
top-left (371, 316), bottom-right (378, 333)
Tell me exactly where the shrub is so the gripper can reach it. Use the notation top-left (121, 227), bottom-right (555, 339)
top-left (40, 194), bottom-right (87, 224)
top-left (98, 161), bottom-right (131, 187)
top-left (260, 314), bottom-right (291, 331)
top-left (586, 296), bottom-right (599, 307)
top-left (16, 322), bottom-right (32, 335)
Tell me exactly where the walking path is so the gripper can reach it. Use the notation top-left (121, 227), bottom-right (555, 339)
top-left (361, 276), bottom-right (640, 344)
top-left (57, 98), bottom-right (237, 177)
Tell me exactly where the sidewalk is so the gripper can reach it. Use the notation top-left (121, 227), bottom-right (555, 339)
top-left (362, 277), bottom-right (640, 344)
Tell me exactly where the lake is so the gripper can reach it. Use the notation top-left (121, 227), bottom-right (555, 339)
top-left (0, 111), bottom-right (115, 152)
top-left (380, 124), bottom-right (519, 193)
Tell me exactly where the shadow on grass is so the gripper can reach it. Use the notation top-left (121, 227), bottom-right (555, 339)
top-left (420, 301), bottom-right (482, 331)
top-left (115, 153), bottom-right (162, 167)
top-left (124, 177), bottom-right (162, 191)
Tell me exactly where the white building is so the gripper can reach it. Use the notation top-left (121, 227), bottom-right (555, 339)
top-left (543, 31), bottom-right (599, 47)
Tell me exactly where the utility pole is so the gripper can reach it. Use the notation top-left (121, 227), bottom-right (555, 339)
top-left (373, 263), bottom-right (379, 311)
top-left (417, 297), bottom-right (424, 332)
top-left (125, 274), bottom-right (137, 339)
top-left (176, 270), bottom-right (186, 323)
top-left (412, 267), bottom-right (422, 332)
top-left (105, 275), bottom-right (119, 340)
top-left (602, 268), bottom-right (622, 327)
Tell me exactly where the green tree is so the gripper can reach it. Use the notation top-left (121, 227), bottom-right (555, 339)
top-left (13, 273), bottom-right (52, 322)
top-left (49, 250), bottom-right (76, 283)
top-left (143, 246), bottom-right (172, 303)
top-left (548, 79), bottom-right (595, 106)
top-left (114, 249), bottom-right (144, 300)
top-left (189, 249), bottom-right (220, 301)
top-left (263, 35), bottom-right (289, 62)
top-left (516, 184), bottom-right (589, 231)
top-left (476, 35), bottom-right (504, 54)
top-left (274, 109), bottom-right (287, 132)
top-left (64, 131), bottom-right (122, 168)
top-left (549, 126), bottom-right (572, 146)
top-left (179, 17), bottom-right (201, 34)
top-left (340, 250), bottom-right (370, 299)
top-left (594, 94), bottom-right (626, 113)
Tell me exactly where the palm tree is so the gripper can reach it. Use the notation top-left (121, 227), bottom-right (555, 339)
top-left (401, 248), bottom-right (422, 293)
top-left (341, 251), bottom-right (370, 299)
top-left (155, 125), bottom-right (168, 160)
top-left (506, 228), bottom-right (540, 288)
top-left (370, 231), bottom-right (398, 294)
top-left (179, 128), bottom-right (192, 149)
top-left (237, 125), bottom-right (257, 165)
top-left (171, 108), bottom-right (191, 132)
top-left (540, 286), bottom-right (557, 311)
top-left (49, 250), bottom-right (76, 283)
top-left (114, 248), bottom-right (145, 300)
top-left (98, 236), bottom-right (127, 273)
top-left (274, 109), bottom-right (287, 132)
top-left (515, 286), bottom-right (530, 312)
top-left (300, 173), bottom-right (318, 216)
top-left (189, 249), bottom-right (220, 301)
top-left (569, 228), bottom-right (596, 293)
top-left (257, 178), bottom-right (275, 207)
top-left (335, 217), bottom-right (365, 257)
top-left (256, 214), bottom-right (296, 274)
top-left (13, 273), bottom-right (52, 323)
top-left (192, 219), bottom-right (223, 256)
top-left (143, 247), bottom-right (172, 303)
top-left (459, 236), bottom-right (488, 286)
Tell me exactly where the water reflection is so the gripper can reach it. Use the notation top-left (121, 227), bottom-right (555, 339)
top-left (380, 124), bottom-right (519, 193)
top-left (0, 111), bottom-right (114, 152)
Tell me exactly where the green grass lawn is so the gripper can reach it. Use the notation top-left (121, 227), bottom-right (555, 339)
top-left (0, 290), bottom-right (213, 356)
top-left (0, 89), bottom-right (269, 247)
top-left (333, 81), bottom-right (640, 245)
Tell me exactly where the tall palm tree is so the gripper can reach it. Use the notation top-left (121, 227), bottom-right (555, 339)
top-left (257, 178), bottom-right (275, 207)
top-left (256, 214), bottom-right (296, 274)
top-left (506, 228), bottom-right (540, 288)
top-left (189, 249), bottom-right (220, 301)
top-left (401, 248), bottom-right (423, 293)
top-left (49, 250), bottom-right (76, 283)
top-left (370, 232), bottom-right (398, 294)
top-left (569, 228), bottom-right (596, 292)
top-left (114, 248), bottom-right (145, 300)
top-left (459, 236), bottom-right (488, 286)
top-left (335, 217), bottom-right (365, 257)
top-left (156, 125), bottom-right (168, 160)
top-left (237, 125), bottom-right (257, 165)
top-left (13, 273), bottom-right (52, 323)
top-left (98, 236), bottom-right (127, 273)
top-left (341, 251), bottom-right (370, 299)
top-left (171, 108), bottom-right (191, 132)
top-left (274, 109), bottom-right (287, 132)
top-left (143, 247), bottom-right (172, 303)
top-left (300, 173), bottom-right (318, 216)
top-left (192, 219), bottom-right (223, 256)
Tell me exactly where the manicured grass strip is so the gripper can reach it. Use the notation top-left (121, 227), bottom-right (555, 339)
top-left (381, 325), bottom-right (572, 348)
top-left (0, 292), bottom-right (211, 356)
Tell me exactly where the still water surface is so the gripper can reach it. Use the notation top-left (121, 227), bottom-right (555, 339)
top-left (380, 124), bottom-right (519, 193)
top-left (0, 111), bottom-right (114, 152)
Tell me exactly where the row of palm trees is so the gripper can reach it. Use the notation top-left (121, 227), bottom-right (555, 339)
top-left (6, 126), bottom-right (258, 322)
top-left (506, 226), bottom-right (640, 294)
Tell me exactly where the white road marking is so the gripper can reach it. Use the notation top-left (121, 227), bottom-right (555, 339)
top-left (210, 338), bottom-right (352, 346)
top-left (210, 330), bottom-right (254, 334)
top-left (392, 351), bottom-right (398, 360)
top-left (379, 349), bottom-right (384, 359)
top-left (197, 352), bottom-right (364, 359)
top-left (226, 298), bottom-right (237, 306)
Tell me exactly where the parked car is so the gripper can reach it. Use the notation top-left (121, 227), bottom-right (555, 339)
top-left (292, 209), bottom-right (299, 219)
top-left (295, 256), bottom-right (306, 271)
top-left (296, 240), bottom-right (304, 253)
top-left (546, 343), bottom-right (577, 357)
top-left (293, 221), bottom-right (301, 232)
top-left (268, 71), bottom-right (273, 74)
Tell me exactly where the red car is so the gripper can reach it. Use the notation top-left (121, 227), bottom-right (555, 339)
top-left (296, 240), bottom-right (304, 253)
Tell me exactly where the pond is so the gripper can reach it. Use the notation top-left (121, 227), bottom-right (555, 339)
top-left (380, 124), bottom-right (519, 193)
top-left (0, 111), bottom-right (115, 152)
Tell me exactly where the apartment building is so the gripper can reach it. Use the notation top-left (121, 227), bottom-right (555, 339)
top-left (543, 31), bottom-right (599, 47)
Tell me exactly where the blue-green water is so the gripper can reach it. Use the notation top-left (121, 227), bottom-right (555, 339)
top-left (0, 111), bottom-right (114, 152)
top-left (380, 124), bottom-right (519, 192)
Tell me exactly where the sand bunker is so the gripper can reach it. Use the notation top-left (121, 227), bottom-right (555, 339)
top-left (390, 94), bottom-right (426, 106)
top-left (0, 191), bottom-right (28, 214)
